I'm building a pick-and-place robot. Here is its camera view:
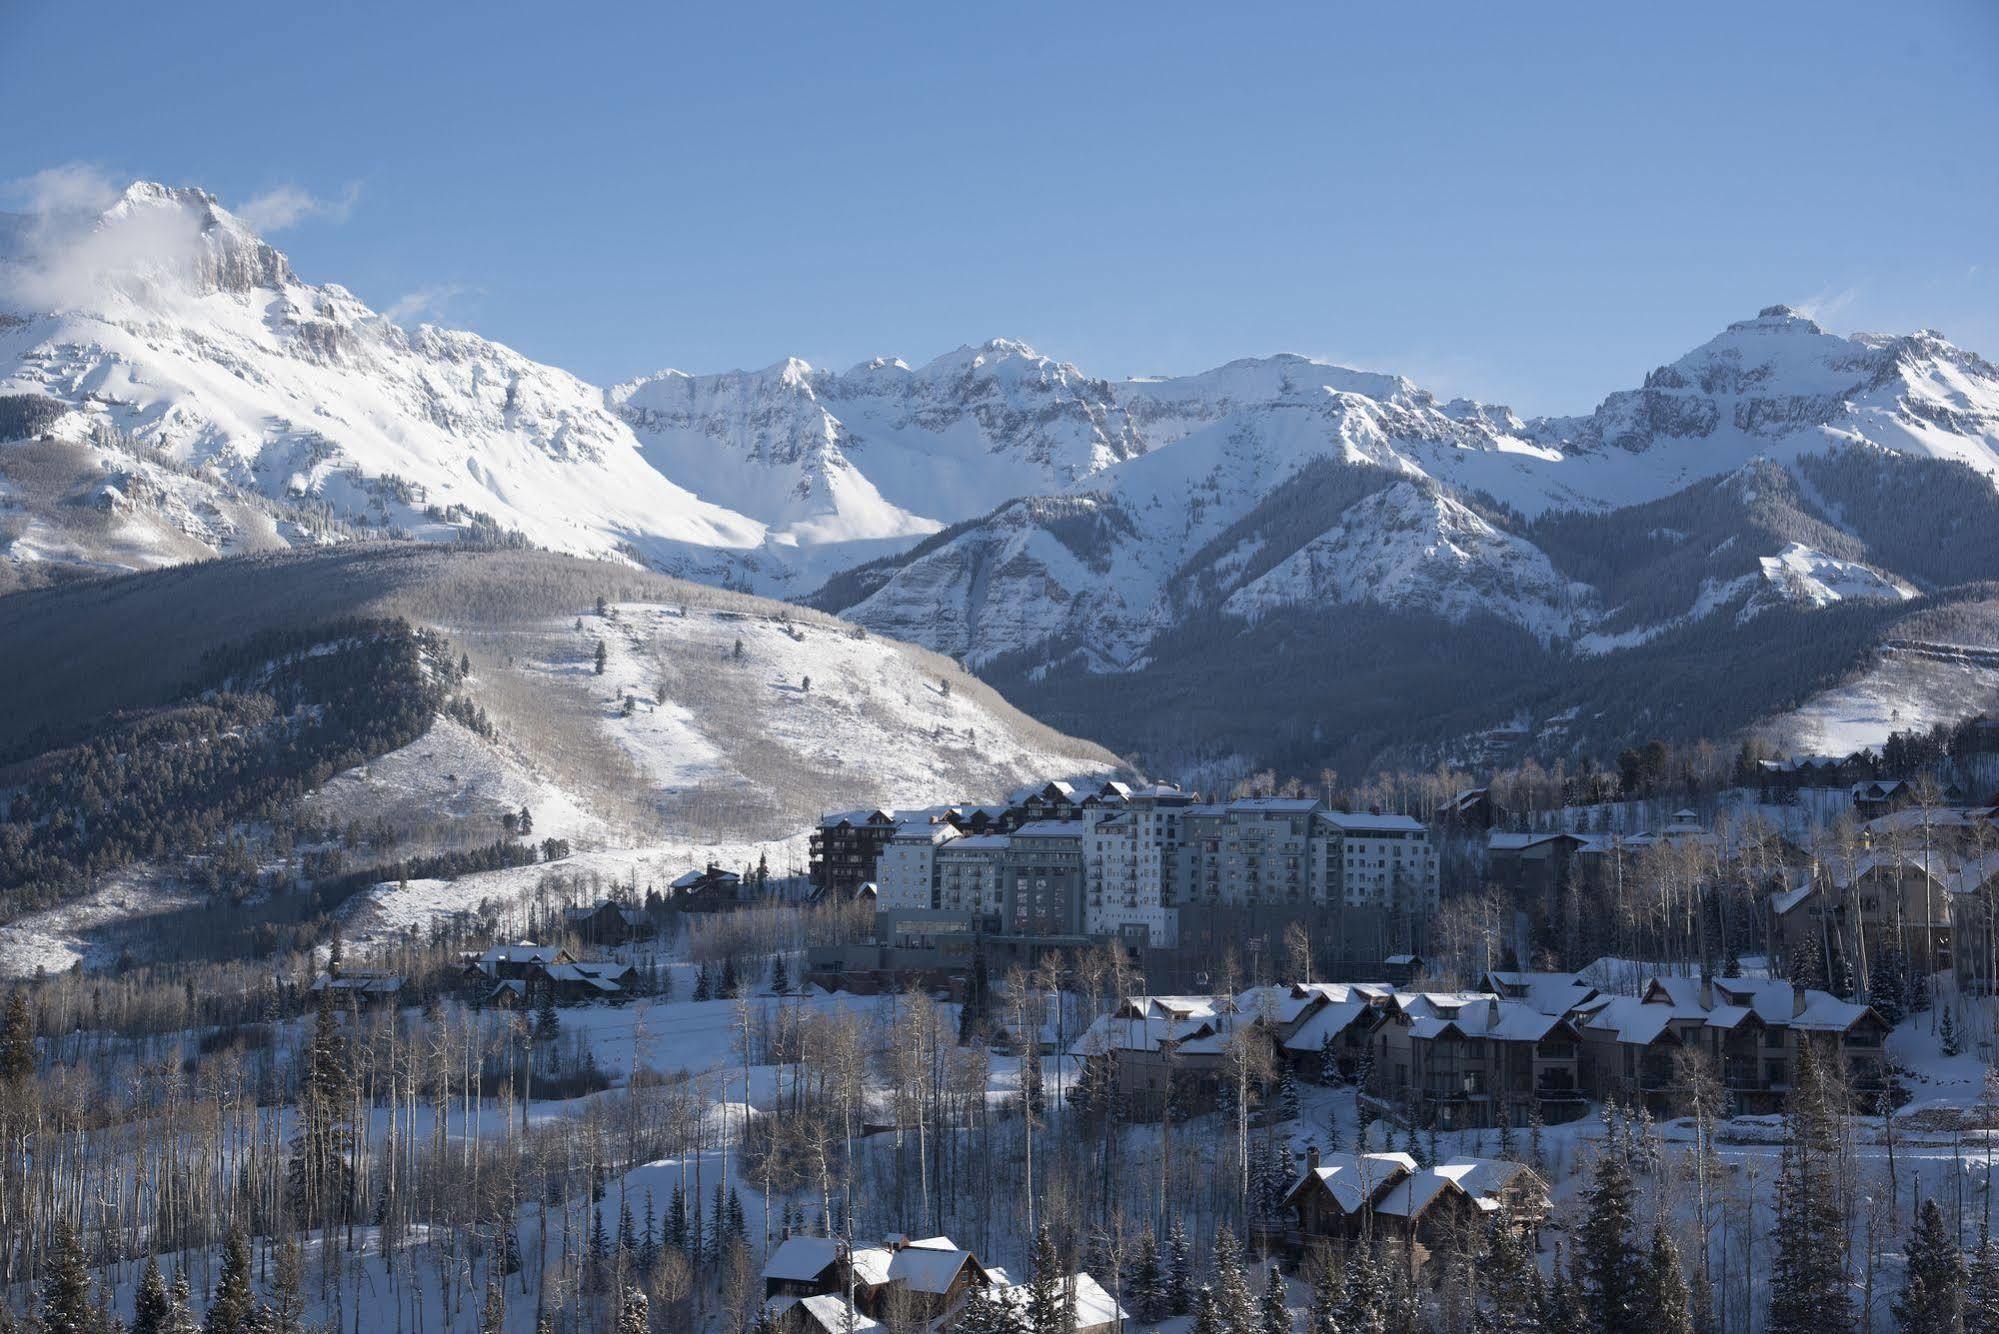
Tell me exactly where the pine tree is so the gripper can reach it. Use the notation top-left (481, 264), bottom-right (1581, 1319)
top-left (640, 1190), bottom-right (659, 1273)
top-left (665, 1183), bottom-right (688, 1255)
top-left (1942, 1007), bottom-right (1963, 1057)
top-left (1767, 1043), bottom-right (1852, 1334)
top-left (956, 1288), bottom-right (1022, 1334)
top-left (1968, 1229), bottom-right (1999, 1334)
top-left (1307, 1258), bottom-right (1343, 1334)
top-left (0, 992), bottom-right (34, 1082)
top-left (288, 988), bottom-right (355, 1221)
top-left (1484, 1222), bottom-right (1540, 1333)
top-left (38, 1219), bottom-right (96, 1334)
top-left (594, 640), bottom-right (607, 675)
top-left (1277, 1065), bottom-right (1301, 1121)
top-left (1260, 1263), bottom-right (1292, 1334)
top-left (1168, 1218), bottom-right (1194, 1316)
top-left (1637, 1227), bottom-right (1693, 1334)
top-left (167, 1270), bottom-right (197, 1334)
top-left (1576, 1150), bottom-right (1642, 1334)
top-left (1026, 1225), bottom-right (1064, 1334)
top-left (1538, 1257), bottom-right (1591, 1334)
top-left (1897, 1198), bottom-right (1967, 1334)
top-left (534, 989), bottom-right (559, 1042)
top-left (616, 1283), bottom-right (649, 1334)
top-left (134, 1258), bottom-right (171, 1334)
top-left (693, 964), bottom-right (712, 1003)
top-left (1340, 1242), bottom-right (1387, 1334)
top-left (1126, 1231), bottom-right (1164, 1324)
top-left (205, 1227), bottom-right (256, 1334)
top-left (1319, 1033), bottom-right (1341, 1085)
top-left (770, 950), bottom-right (790, 995)
top-left (479, 1280), bottom-right (506, 1334)
top-left (1211, 1226), bottom-right (1258, 1332)
top-left (720, 954), bottom-right (740, 999)
top-left (1191, 1286), bottom-right (1223, 1334)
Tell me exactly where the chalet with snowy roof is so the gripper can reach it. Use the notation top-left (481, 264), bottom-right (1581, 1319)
top-left (309, 969), bottom-right (405, 1007)
top-left (846, 1235), bottom-right (988, 1324)
top-left (1372, 993), bottom-right (1587, 1128)
top-left (1770, 851), bottom-right (1953, 978)
top-left (1481, 970), bottom-right (1600, 1018)
top-left (1068, 999), bottom-right (1241, 1118)
top-left (1270, 1147), bottom-right (1547, 1265)
top-left (562, 899), bottom-right (653, 944)
top-left (1576, 975), bottom-right (1888, 1114)
top-left (1279, 982), bottom-right (1394, 1081)
top-left (461, 943), bottom-right (633, 1005)
top-left (763, 1235), bottom-right (848, 1301)
top-left (670, 862), bottom-right (743, 912)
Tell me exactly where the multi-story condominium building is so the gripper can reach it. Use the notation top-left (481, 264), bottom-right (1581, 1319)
top-left (1317, 810), bottom-right (1440, 913)
top-left (1770, 850), bottom-right (1954, 979)
top-left (874, 821), bottom-right (961, 913)
top-left (1084, 785), bottom-right (1198, 948)
top-left (1003, 820), bottom-right (1088, 936)
top-left (1952, 852), bottom-right (1999, 994)
top-left (936, 834), bottom-right (1010, 919)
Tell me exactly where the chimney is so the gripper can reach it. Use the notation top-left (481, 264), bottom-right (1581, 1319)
top-left (1488, 998), bottom-right (1502, 1028)
top-left (1307, 1145), bottom-right (1321, 1171)
top-left (1792, 980), bottom-right (1807, 1018)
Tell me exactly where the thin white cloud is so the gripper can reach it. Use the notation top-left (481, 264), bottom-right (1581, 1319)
top-left (3, 162), bottom-right (122, 215)
top-left (235, 181), bottom-right (362, 233)
top-left (1792, 284), bottom-right (1860, 323)
top-left (383, 283), bottom-right (473, 327)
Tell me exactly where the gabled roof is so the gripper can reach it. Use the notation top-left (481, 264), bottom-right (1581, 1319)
top-left (1281, 1000), bottom-right (1376, 1052)
top-left (1487, 830), bottom-right (1584, 851)
top-left (763, 1235), bottom-right (843, 1282)
top-left (848, 1238), bottom-right (978, 1295)
top-left (1410, 1000), bottom-right (1571, 1043)
top-left (984, 1272), bottom-right (1125, 1328)
top-left (1482, 970), bottom-right (1598, 1015)
top-left (1373, 1158), bottom-right (1535, 1221)
top-left (786, 1293), bottom-right (880, 1333)
top-left (1320, 810), bottom-right (1426, 833)
top-left (1280, 1152), bottom-right (1414, 1214)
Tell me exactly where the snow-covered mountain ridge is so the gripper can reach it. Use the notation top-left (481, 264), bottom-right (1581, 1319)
top-left (6, 185), bottom-right (1999, 709)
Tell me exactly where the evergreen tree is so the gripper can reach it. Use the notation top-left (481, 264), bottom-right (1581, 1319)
top-left (0, 992), bottom-right (34, 1082)
top-left (1126, 1231), bottom-right (1164, 1324)
top-left (1897, 1198), bottom-right (1967, 1334)
top-left (1576, 1151), bottom-right (1642, 1334)
top-left (720, 955), bottom-right (740, 999)
top-left (1637, 1227), bottom-right (1694, 1334)
top-left (1318, 1033), bottom-right (1340, 1085)
top-left (1968, 1229), bottom-right (1999, 1334)
top-left (167, 1270), bottom-right (197, 1334)
top-left (1168, 1218), bottom-right (1194, 1316)
top-left (664, 1183), bottom-right (688, 1255)
top-left (38, 1219), bottom-right (96, 1334)
top-left (205, 1227), bottom-right (256, 1334)
top-left (1767, 1043), bottom-right (1852, 1334)
top-left (1484, 1222), bottom-right (1540, 1333)
top-left (770, 950), bottom-right (790, 995)
top-left (288, 988), bottom-right (355, 1222)
top-left (1026, 1225), bottom-right (1065, 1334)
top-left (1211, 1226), bottom-right (1258, 1332)
top-left (1260, 1263), bottom-right (1292, 1334)
top-left (1340, 1242), bottom-right (1387, 1334)
top-left (1191, 1286), bottom-right (1222, 1334)
top-left (1277, 1065), bottom-right (1301, 1121)
top-left (616, 1283), bottom-right (649, 1334)
top-left (956, 1288), bottom-right (1023, 1334)
top-left (640, 1190), bottom-right (659, 1273)
top-left (1307, 1258), bottom-right (1343, 1334)
top-left (534, 989), bottom-right (560, 1042)
top-left (133, 1258), bottom-right (171, 1334)
top-left (594, 640), bottom-right (608, 675)
top-left (693, 964), bottom-right (712, 1003)
top-left (1942, 1007), bottom-right (1962, 1058)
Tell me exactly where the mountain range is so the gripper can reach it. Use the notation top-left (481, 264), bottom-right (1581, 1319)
top-left (6, 182), bottom-right (1999, 777)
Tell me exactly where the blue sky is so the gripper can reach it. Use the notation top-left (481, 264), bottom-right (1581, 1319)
top-left (4, 0), bottom-right (1996, 415)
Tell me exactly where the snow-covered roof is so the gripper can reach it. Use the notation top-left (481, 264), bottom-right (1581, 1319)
top-left (984, 1272), bottom-right (1125, 1328)
top-left (1482, 970), bottom-right (1598, 1015)
top-left (1228, 797), bottom-right (1323, 813)
top-left (1486, 830), bottom-right (1580, 851)
top-left (1282, 1152), bottom-right (1414, 1214)
top-left (1320, 810), bottom-right (1427, 833)
top-left (1373, 1158), bottom-right (1533, 1220)
top-left (1010, 820), bottom-right (1088, 838)
top-left (1410, 999), bottom-right (1569, 1043)
top-left (1281, 1000), bottom-right (1374, 1052)
top-left (1581, 996), bottom-right (1680, 1046)
top-left (891, 820), bottom-right (960, 845)
top-left (847, 1238), bottom-right (975, 1294)
top-left (941, 834), bottom-right (1012, 852)
top-left (788, 1293), bottom-right (880, 1333)
top-left (763, 1235), bottom-right (843, 1282)
top-left (820, 808), bottom-right (894, 828)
